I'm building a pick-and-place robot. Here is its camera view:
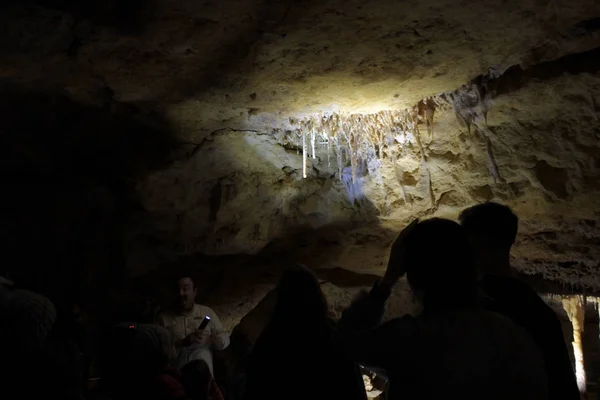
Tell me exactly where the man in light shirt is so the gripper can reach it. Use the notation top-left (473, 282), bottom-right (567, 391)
top-left (156, 273), bottom-right (229, 375)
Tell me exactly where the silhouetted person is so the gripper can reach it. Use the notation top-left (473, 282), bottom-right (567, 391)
top-left (0, 278), bottom-right (83, 399)
top-left (243, 264), bottom-right (367, 400)
top-left (100, 322), bottom-right (139, 396)
top-left (336, 218), bottom-right (549, 400)
top-left (181, 359), bottom-right (224, 400)
top-left (460, 202), bottom-right (580, 400)
top-left (120, 324), bottom-right (187, 400)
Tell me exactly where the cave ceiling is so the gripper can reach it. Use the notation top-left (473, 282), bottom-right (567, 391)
top-left (2, 0), bottom-right (600, 290)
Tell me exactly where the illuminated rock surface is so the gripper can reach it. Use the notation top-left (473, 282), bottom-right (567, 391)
top-left (2, 0), bottom-right (600, 308)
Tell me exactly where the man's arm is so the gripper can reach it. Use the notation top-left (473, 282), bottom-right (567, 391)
top-left (335, 281), bottom-right (415, 370)
top-left (340, 216), bottom-right (417, 331)
top-left (342, 217), bottom-right (417, 331)
top-left (335, 220), bottom-right (418, 369)
top-left (337, 307), bottom-right (414, 371)
top-left (156, 312), bottom-right (187, 348)
top-left (338, 280), bottom-right (391, 332)
top-left (154, 312), bottom-right (167, 327)
top-left (206, 308), bottom-right (230, 351)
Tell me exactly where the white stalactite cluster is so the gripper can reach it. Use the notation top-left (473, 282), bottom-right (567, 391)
top-left (284, 76), bottom-right (503, 193)
top-left (288, 97), bottom-right (444, 182)
top-left (562, 295), bottom-right (587, 393)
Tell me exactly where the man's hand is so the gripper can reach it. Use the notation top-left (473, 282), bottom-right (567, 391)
top-left (381, 218), bottom-right (419, 290)
top-left (184, 330), bottom-right (210, 346)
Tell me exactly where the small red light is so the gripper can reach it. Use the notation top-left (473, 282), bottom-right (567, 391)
top-left (129, 325), bottom-right (134, 329)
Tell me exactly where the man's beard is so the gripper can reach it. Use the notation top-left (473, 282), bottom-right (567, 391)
top-left (181, 299), bottom-right (193, 310)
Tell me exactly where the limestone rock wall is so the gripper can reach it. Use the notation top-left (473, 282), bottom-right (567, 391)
top-left (134, 70), bottom-right (600, 287)
top-left (1, 0), bottom-right (600, 298)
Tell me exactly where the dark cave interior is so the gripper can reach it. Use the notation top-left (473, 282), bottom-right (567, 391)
top-left (2, 0), bottom-right (600, 398)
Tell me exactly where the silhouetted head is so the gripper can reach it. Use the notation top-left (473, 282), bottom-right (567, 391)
top-left (271, 264), bottom-right (328, 327)
top-left (402, 218), bottom-right (477, 310)
top-left (175, 272), bottom-right (197, 312)
top-left (0, 285), bottom-right (57, 353)
top-left (180, 359), bottom-right (212, 400)
top-left (459, 202), bottom-right (518, 273)
top-left (129, 324), bottom-right (175, 375)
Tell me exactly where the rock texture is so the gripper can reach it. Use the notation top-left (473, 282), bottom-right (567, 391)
top-left (2, 0), bottom-right (600, 301)
top-left (137, 68), bottom-right (600, 287)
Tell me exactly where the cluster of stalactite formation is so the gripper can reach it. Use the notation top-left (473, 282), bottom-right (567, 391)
top-left (287, 97), bottom-right (443, 182)
top-left (285, 71), bottom-right (502, 187)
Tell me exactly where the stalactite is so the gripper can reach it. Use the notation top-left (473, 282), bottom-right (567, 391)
top-left (340, 126), bottom-right (356, 183)
top-left (302, 130), bottom-right (307, 179)
top-left (447, 83), bottom-right (502, 183)
top-left (562, 295), bottom-right (587, 393)
top-left (593, 298), bottom-right (600, 344)
top-left (425, 97), bottom-right (436, 139)
top-left (311, 128), bottom-right (316, 159)
top-left (474, 124), bottom-right (501, 183)
top-left (335, 136), bottom-right (343, 181)
top-left (410, 110), bottom-right (435, 207)
top-left (597, 299), bottom-right (600, 344)
top-left (327, 135), bottom-right (331, 168)
top-left (378, 128), bottom-right (384, 159)
top-left (591, 297), bottom-right (600, 345)
top-left (390, 145), bottom-right (409, 204)
top-left (293, 130), bottom-right (300, 155)
top-left (292, 99), bottom-right (445, 182)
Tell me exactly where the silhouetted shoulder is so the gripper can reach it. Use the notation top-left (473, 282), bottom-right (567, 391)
top-left (475, 310), bottom-right (549, 399)
top-left (371, 309), bottom-right (549, 399)
top-left (481, 275), bottom-right (556, 317)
